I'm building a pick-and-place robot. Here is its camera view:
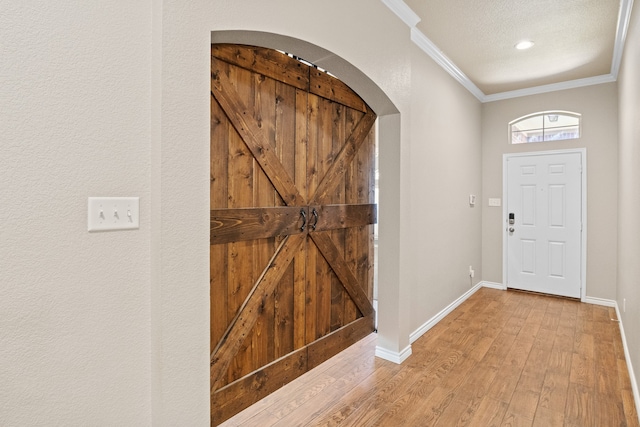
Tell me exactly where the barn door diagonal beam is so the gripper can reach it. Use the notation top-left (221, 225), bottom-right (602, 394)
top-left (211, 69), bottom-right (306, 207)
top-left (310, 107), bottom-right (376, 205)
top-left (310, 231), bottom-right (374, 317)
top-left (210, 233), bottom-right (305, 390)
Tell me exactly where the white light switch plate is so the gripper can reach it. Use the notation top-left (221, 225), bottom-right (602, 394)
top-left (488, 198), bottom-right (502, 207)
top-left (88, 197), bottom-right (139, 231)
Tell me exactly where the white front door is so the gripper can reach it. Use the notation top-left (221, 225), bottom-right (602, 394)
top-left (505, 151), bottom-right (583, 298)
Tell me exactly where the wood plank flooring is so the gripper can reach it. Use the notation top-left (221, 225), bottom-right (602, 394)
top-left (219, 288), bottom-right (639, 426)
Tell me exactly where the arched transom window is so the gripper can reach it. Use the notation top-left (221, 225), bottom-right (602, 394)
top-left (509, 111), bottom-right (581, 144)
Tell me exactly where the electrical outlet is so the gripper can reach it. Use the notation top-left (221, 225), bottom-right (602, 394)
top-left (88, 197), bottom-right (139, 231)
top-left (623, 298), bottom-right (626, 313)
top-left (469, 265), bottom-right (475, 278)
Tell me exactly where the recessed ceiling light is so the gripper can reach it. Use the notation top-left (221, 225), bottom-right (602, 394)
top-left (515, 40), bottom-right (535, 50)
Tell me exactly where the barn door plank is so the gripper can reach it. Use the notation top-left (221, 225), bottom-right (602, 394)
top-left (224, 65), bottom-right (257, 384)
top-left (313, 97), bottom-right (335, 339)
top-left (293, 89), bottom-right (309, 349)
top-left (211, 69), bottom-right (306, 207)
top-left (304, 94), bottom-right (320, 344)
top-left (310, 108), bottom-right (376, 204)
top-left (210, 91), bottom-right (230, 351)
top-left (210, 233), bottom-right (306, 389)
top-left (329, 103), bottom-right (346, 332)
top-left (250, 71), bottom-right (279, 371)
top-left (272, 80), bottom-right (298, 360)
top-left (310, 231), bottom-right (374, 317)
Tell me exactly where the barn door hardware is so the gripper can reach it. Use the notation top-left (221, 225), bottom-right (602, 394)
top-left (300, 208), bottom-right (307, 231)
top-left (311, 208), bottom-right (319, 230)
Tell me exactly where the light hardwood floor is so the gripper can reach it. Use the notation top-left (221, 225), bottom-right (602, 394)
top-left (219, 287), bottom-right (639, 426)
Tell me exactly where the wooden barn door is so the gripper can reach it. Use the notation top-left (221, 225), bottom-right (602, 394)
top-left (210, 44), bottom-right (377, 425)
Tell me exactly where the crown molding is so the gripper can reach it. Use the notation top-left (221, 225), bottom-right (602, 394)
top-left (381, 0), bottom-right (634, 103)
top-left (611, 0), bottom-right (635, 78)
top-left (410, 28), bottom-right (486, 101)
top-left (483, 74), bottom-right (617, 103)
top-left (380, 0), bottom-right (420, 27)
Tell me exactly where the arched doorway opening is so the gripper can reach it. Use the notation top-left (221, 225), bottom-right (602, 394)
top-left (209, 31), bottom-right (404, 424)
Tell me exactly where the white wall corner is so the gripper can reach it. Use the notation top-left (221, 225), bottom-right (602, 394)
top-left (615, 304), bottom-right (640, 423)
top-left (481, 281), bottom-right (507, 290)
top-left (380, 0), bottom-right (421, 27)
top-left (409, 282), bottom-right (484, 344)
top-left (375, 344), bottom-right (413, 364)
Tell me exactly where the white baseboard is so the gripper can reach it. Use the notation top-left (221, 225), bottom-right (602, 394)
top-left (582, 296), bottom-right (617, 307)
top-left (615, 303), bottom-right (640, 424)
top-left (481, 281), bottom-right (507, 290)
top-left (375, 344), bottom-right (412, 364)
top-left (409, 282), bottom-right (484, 344)
top-left (479, 284), bottom-right (618, 308)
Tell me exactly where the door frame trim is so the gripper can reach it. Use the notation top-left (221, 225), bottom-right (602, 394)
top-left (502, 148), bottom-right (587, 301)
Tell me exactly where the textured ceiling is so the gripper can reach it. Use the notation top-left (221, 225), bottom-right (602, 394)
top-left (403, 0), bottom-right (620, 95)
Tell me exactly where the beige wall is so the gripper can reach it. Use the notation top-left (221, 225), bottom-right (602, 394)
top-left (0, 2), bottom-right (153, 425)
top-left (1, 0), bottom-right (483, 424)
top-left (408, 44), bottom-right (483, 333)
top-left (481, 84), bottom-right (619, 300)
top-left (617, 2), bottom-right (640, 394)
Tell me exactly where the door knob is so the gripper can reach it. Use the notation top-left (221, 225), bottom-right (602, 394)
top-left (509, 227), bottom-right (515, 233)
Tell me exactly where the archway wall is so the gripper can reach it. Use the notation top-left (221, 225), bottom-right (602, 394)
top-left (154, 0), bottom-right (483, 424)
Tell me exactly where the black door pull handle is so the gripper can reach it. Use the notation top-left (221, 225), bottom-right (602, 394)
top-left (300, 209), bottom-right (307, 231)
top-left (311, 208), bottom-right (318, 230)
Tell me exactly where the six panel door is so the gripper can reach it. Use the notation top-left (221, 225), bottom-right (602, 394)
top-left (210, 44), bottom-right (377, 425)
top-left (506, 152), bottom-right (582, 298)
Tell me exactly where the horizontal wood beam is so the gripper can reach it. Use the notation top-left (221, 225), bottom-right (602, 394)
top-left (310, 68), bottom-right (368, 113)
top-left (309, 204), bottom-right (377, 232)
top-left (212, 44), bottom-right (310, 91)
top-left (211, 207), bottom-right (307, 244)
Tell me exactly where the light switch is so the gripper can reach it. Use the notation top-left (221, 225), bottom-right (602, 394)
top-left (88, 197), bottom-right (139, 231)
top-left (488, 198), bottom-right (501, 207)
